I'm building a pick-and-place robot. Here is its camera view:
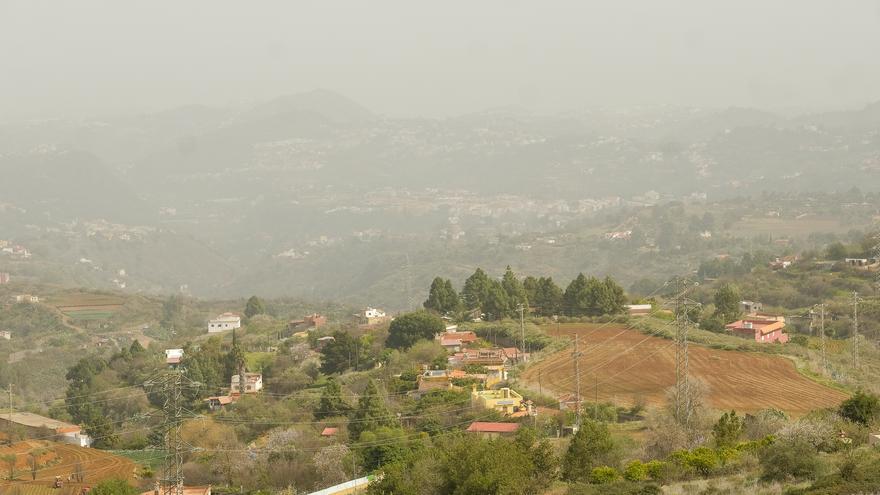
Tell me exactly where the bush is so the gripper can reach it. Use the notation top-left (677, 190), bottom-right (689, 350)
top-left (838, 390), bottom-right (880, 426)
top-left (644, 460), bottom-right (669, 482)
top-left (590, 466), bottom-right (622, 484)
top-left (623, 460), bottom-right (648, 481)
top-left (759, 439), bottom-right (820, 481)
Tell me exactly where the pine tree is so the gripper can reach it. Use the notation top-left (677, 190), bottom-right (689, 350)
top-left (535, 277), bottom-right (564, 316)
top-left (483, 280), bottom-right (511, 321)
top-left (462, 268), bottom-right (491, 310)
top-left (315, 378), bottom-right (352, 419)
top-left (564, 273), bottom-right (589, 316)
top-left (349, 380), bottom-right (397, 439)
top-left (501, 265), bottom-right (529, 316)
top-left (424, 277), bottom-right (461, 315)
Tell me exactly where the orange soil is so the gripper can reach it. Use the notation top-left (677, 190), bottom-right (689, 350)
top-left (0, 441), bottom-right (136, 492)
top-left (522, 324), bottom-right (847, 415)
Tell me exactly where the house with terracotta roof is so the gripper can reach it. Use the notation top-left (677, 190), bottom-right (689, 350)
top-left (436, 330), bottom-right (478, 352)
top-left (448, 348), bottom-right (509, 386)
top-left (205, 395), bottom-right (236, 411)
top-left (725, 317), bottom-right (788, 343)
top-left (466, 421), bottom-right (520, 438)
top-left (416, 368), bottom-right (485, 393)
top-left (321, 427), bottom-right (339, 437)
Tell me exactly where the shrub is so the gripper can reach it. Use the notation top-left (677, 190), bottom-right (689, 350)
top-left (838, 390), bottom-right (880, 426)
top-left (590, 466), bottom-right (622, 484)
top-left (644, 460), bottom-right (669, 482)
top-left (759, 439), bottom-right (820, 481)
top-left (623, 460), bottom-right (648, 481)
top-left (686, 447), bottom-right (719, 477)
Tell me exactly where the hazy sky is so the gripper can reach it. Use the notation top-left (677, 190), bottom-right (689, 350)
top-left (2, 0), bottom-right (880, 119)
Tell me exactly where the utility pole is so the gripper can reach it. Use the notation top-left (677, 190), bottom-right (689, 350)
top-left (538, 371), bottom-right (543, 396)
top-left (7, 384), bottom-right (12, 446)
top-left (517, 303), bottom-right (526, 360)
top-left (820, 304), bottom-right (826, 369)
top-left (572, 334), bottom-right (582, 428)
top-left (852, 291), bottom-right (860, 370)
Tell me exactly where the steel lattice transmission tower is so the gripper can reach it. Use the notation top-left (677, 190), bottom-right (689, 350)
top-left (666, 280), bottom-right (700, 426)
top-left (147, 370), bottom-right (199, 495)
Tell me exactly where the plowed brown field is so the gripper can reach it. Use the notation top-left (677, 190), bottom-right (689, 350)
top-left (0, 441), bottom-right (136, 494)
top-left (522, 324), bottom-right (847, 414)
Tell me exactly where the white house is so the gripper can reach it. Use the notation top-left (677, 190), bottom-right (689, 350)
top-left (208, 313), bottom-right (241, 333)
top-left (360, 307), bottom-right (389, 325)
top-left (0, 331), bottom-right (11, 340)
top-left (0, 412), bottom-right (91, 447)
top-left (14, 294), bottom-right (39, 303)
top-left (231, 373), bottom-right (263, 394)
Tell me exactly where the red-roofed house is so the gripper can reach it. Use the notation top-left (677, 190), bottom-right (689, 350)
top-left (466, 421), bottom-right (520, 438)
top-left (321, 427), bottom-right (339, 437)
top-left (437, 331), bottom-right (478, 352)
top-left (725, 318), bottom-right (789, 343)
top-left (205, 395), bottom-right (236, 411)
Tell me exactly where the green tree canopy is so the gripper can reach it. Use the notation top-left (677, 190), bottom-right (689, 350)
top-left (424, 277), bottom-right (461, 315)
top-left (462, 268), bottom-right (491, 310)
top-left (562, 420), bottom-right (615, 482)
top-left (349, 380), bottom-right (397, 439)
top-left (89, 478), bottom-right (139, 495)
top-left (244, 295), bottom-right (266, 319)
top-left (320, 330), bottom-right (368, 374)
top-left (386, 310), bottom-right (445, 349)
top-left (533, 277), bottom-right (564, 316)
top-left (838, 390), bottom-right (880, 425)
top-left (712, 410), bottom-right (743, 448)
top-left (482, 280), bottom-right (511, 321)
top-left (501, 266), bottom-right (529, 315)
top-left (713, 283), bottom-right (742, 324)
top-left (315, 378), bottom-right (352, 419)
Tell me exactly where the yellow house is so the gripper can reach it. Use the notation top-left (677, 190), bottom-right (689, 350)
top-left (471, 387), bottom-right (531, 416)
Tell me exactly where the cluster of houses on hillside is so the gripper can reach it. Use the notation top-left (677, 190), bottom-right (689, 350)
top-left (0, 240), bottom-right (31, 259)
top-left (409, 326), bottom-right (534, 427)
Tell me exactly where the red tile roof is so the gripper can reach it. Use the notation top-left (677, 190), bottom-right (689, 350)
top-left (466, 422), bottom-right (520, 433)
top-left (321, 427), bottom-right (339, 436)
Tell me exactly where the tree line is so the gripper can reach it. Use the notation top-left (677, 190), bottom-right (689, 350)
top-left (424, 266), bottom-right (627, 319)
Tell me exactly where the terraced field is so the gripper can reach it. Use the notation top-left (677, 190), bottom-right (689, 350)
top-left (51, 293), bottom-right (125, 321)
top-left (0, 441), bottom-right (137, 494)
top-left (522, 324), bottom-right (847, 415)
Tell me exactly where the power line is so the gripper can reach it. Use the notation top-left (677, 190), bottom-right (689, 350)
top-left (852, 291), bottom-right (860, 370)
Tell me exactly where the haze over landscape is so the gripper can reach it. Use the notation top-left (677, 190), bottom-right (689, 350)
top-left (3, 3), bottom-right (880, 495)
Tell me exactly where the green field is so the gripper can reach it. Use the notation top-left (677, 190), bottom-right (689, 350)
top-left (62, 309), bottom-right (117, 320)
top-left (109, 449), bottom-right (166, 471)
